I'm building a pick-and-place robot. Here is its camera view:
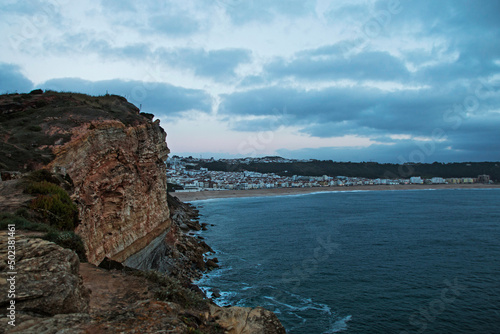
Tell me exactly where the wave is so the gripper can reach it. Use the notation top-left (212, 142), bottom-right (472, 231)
top-left (323, 315), bottom-right (352, 333)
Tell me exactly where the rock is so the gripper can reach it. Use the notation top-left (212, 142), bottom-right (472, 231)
top-left (0, 233), bottom-right (90, 316)
top-left (98, 257), bottom-right (124, 270)
top-left (210, 288), bottom-right (221, 299)
top-left (206, 259), bottom-right (219, 269)
top-left (48, 117), bottom-right (172, 265)
top-left (0, 313), bottom-right (91, 334)
top-left (210, 305), bottom-right (286, 334)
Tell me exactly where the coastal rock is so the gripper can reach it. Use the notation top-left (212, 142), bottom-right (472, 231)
top-left (124, 194), bottom-right (215, 281)
top-left (2, 313), bottom-right (91, 334)
top-left (0, 233), bottom-right (90, 316)
top-left (210, 305), bottom-right (286, 334)
top-left (48, 117), bottom-right (171, 265)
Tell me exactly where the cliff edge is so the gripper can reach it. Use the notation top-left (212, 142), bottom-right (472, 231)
top-left (0, 91), bottom-right (286, 333)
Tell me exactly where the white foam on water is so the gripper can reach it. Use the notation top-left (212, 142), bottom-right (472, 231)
top-left (323, 315), bottom-right (352, 333)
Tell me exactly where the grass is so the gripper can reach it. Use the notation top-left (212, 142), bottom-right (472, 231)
top-left (0, 90), bottom-right (150, 172)
top-left (0, 211), bottom-right (87, 262)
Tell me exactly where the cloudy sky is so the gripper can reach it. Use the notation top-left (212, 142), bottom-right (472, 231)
top-left (1, 0), bottom-right (499, 162)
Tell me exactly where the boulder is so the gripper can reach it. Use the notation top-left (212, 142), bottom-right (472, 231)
top-left (0, 233), bottom-right (90, 316)
top-left (210, 305), bottom-right (286, 334)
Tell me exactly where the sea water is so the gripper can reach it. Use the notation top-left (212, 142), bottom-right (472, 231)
top-left (194, 189), bottom-right (500, 333)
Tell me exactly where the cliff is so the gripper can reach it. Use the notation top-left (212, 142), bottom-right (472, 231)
top-left (48, 118), bottom-right (171, 265)
top-left (0, 91), bottom-right (286, 333)
top-left (1, 91), bottom-right (171, 265)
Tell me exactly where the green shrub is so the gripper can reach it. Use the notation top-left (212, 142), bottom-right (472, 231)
top-left (42, 230), bottom-right (87, 262)
top-left (24, 180), bottom-right (78, 231)
top-left (0, 212), bottom-right (49, 231)
top-left (29, 193), bottom-right (78, 230)
top-left (0, 212), bottom-right (87, 262)
top-left (24, 169), bottom-right (61, 185)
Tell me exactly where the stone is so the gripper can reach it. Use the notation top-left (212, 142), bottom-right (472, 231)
top-left (210, 305), bottom-right (286, 334)
top-left (0, 233), bottom-right (90, 316)
top-left (48, 118), bottom-right (172, 265)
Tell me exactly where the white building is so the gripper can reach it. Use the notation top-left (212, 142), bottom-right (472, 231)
top-left (410, 176), bottom-right (424, 184)
top-left (430, 177), bottom-right (445, 184)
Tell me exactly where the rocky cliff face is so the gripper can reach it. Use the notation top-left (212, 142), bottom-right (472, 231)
top-left (0, 92), bottom-right (286, 333)
top-left (48, 119), bottom-right (171, 265)
top-left (1, 92), bottom-right (172, 265)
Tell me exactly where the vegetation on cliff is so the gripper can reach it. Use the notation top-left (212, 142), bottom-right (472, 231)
top-left (0, 90), bottom-right (155, 172)
top-left (0, 169), bottom-right (86, 261)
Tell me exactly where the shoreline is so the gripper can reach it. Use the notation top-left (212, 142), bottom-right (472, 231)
top-left (172, 183), bottom-right (500, 201)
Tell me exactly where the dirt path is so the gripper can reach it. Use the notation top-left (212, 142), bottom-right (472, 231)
top-left (79, 263), bottom-right (153, 315)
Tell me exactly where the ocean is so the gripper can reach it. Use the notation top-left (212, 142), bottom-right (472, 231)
top-left (194, 189), bottom-right (500, 333)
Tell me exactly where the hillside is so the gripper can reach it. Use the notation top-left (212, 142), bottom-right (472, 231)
top-left (198, 160), bottom-right (500, 181)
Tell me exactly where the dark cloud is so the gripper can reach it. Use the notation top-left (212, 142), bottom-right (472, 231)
top-left (160, 48), bottom-right (252, 80)
top-left (277, 137), bottom-right (498, 164)
top-left (265, 48), bottom-right (410, 82)
top-left (219, 85), bottom-right (460, 136)
top-left (219, 81), bottom-right (500, 162)
top-left (40, 78), bottom-right (212, 117)
top-left (42, 33), bottom-right (252, 81)
top-left (0, 63), bottom-right (34, 93)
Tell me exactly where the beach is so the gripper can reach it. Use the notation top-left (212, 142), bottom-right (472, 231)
top-left (171, 183), bottom-right (500, 201)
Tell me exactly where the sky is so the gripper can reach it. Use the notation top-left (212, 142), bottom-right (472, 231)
top-left (1, 0), bottom-right (499, 163)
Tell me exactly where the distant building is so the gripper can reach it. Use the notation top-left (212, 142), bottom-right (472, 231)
top-left (410, 176), bottom-right (424, 184)
top-left (478, 175), bottom-right (490, 184)
top-left (431, 177), bottom-right (446, 184)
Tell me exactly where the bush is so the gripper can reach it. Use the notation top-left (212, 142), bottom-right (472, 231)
top-left (24, 169), bottom-right (61, 185)
top-left (0, 212), bottom-right (50, 231)
top-left (42, 230), bottom-right (87, 262)
top-left (0, 212), bottom-right (87, 262)
top-left (25, 180), bottom-right (78, 230)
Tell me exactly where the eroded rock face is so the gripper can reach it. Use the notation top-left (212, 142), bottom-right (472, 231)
top-left (210, 305), bottom-right (287, 334)
top-left (123, 194), bottom-right (214, 281)
top-left (48, 119), bottom-right (171, 265)
top-left (0, 232), bottom-right (90, 317)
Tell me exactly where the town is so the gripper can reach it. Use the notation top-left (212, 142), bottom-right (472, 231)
top-left (167, 156), bottom-right (493, 192)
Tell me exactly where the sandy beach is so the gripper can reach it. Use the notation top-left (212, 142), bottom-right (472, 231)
top-left (171, 183), bottom-right (500, 201)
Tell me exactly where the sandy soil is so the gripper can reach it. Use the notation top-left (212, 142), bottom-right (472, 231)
top-left (171, 183), bottom-right (500, 202)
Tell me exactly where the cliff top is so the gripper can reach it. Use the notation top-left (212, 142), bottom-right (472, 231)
top-left (0, 90), bottom-right (158, 172)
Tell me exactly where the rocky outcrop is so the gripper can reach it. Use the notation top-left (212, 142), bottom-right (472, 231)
top-left (210, 305), bottom-right (287, 334)
top-left (123, 193), bottom-right (215, 281)
top-left (48, 118), bottom-right (171, 265)
top-left (0, 232), bottom-right (90, 318)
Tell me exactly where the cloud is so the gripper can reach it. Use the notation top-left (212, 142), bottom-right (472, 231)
top-left (160, 48), bottom-right (252, 80)
top-left (42, 33), bottom-right (252, 81)
top-left (0, 63), bottom-right (34, 93)
top-left (39, 77), bottom-right (212, 117)
top-left (148, 13), bottom-right (201, 37)
top-left (219, 0), bottom-right (315, 24)
top-left (265, 47), bottom-right (410, 82)
top-left (277, 137), bottom-right (498, 164)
